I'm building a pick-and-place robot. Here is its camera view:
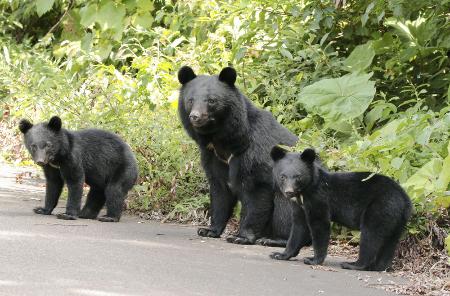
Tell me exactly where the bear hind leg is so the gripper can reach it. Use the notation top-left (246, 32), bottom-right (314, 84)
top-left (341, 230), bottom-right (382, 271)
top-left (370, 226), bottom-right (404, 271)
top-left (98, 183), bottom-right (127, 222)
top-left (79, 188), bottom-right (105, 219)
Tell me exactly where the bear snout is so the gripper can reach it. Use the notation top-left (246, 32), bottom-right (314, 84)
top-left (189, 111), bottom-right (209, 127)
top-left (33, 150), bottom-right (49, 166)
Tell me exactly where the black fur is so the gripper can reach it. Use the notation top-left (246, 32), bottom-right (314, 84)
top-left (19, 119), bottom-right (33, 134)
top-left (177, 66), bottom-right (311, 246)
top-left (178, 66), bottom-right (197, 85)
top-left (270, 147), bottom-right (412, 271)
top-left (19, 116), bottom-right (138, 222)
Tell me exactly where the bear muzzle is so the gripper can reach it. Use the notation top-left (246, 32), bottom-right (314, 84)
top-left (283, 190), bottom-right (297, 199)
top-left (189, 111), bottom-right (212, 127)
top-left (33, 150), bottom-right (49, 166)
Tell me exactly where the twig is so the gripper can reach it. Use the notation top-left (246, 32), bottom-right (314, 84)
top-left (45, 0), bottom-right (75, 37)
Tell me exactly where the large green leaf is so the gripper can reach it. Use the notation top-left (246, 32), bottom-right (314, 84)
top-left (96, 2), bottom-right (126, 31)
top-left (133, 12), bottom-right (154, 29)
top-left (343, 41), bottom-right (375, 73)
top-left (80, 4), bottom-right (98, 28)
top-left (136, 0), bottom-right (154, 12)
top-left (403, 159), bottom-right (443, 200)
top-left (36, 0), bottom-right (55, 17)
top-left (385, 16), bottom-right (437, 47)
top-left (297, 73), bottom-right (376, 123)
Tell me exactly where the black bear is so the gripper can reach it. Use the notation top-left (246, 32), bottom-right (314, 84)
top-left (19, 116), bottom-right (138, 222)
top-left (270, 146), bottom-right (412, 271)
top-left (177, 66), bottom-right (311, 246)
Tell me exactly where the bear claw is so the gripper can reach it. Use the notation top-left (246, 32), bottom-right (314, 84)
top-left (56, 213), bottom-right (77, 220)
top-left (226, 235), bottom-right (253, 245)
top-left (98, 216), bottom-right (119, 222)
top-left (269, 252), bottom-right (291, 260)
top-left (33, 207), bottom-right (52, 215)
top-left (341, 262), bottom-right (366, 270)
top-left (197, 228), bottom-right (220, 238)
top-left (79, 210), bottom-right (98, 220)
top-left (303, 256), bottom-right (323, 265)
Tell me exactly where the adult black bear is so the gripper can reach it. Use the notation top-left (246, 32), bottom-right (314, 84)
top-left (177, 66), bottom-right (311, 246)
top-left (270, 146), bottom-right (412, 271)
top-left (19, 116), bottom-right (138, 222)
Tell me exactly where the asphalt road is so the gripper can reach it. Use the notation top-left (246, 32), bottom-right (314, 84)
top-left (0, 162), bottom-right (406, 296)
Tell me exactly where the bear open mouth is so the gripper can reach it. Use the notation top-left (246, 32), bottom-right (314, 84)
top-left (35, 160), bottom-right (48, 167)
top-left (283, 191), bottom-right (299, 199)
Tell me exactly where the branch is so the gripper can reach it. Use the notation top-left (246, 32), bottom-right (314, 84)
top-left (45, 0), bottom-right (75, 37)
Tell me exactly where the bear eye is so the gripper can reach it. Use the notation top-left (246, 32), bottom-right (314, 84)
top-left (31, 144), bottom-right (37, 151)
top-left (280, 175), bottom-right (286, 181)
top-left (207, 98), bottom-right (216, 104)
top-left (46, 142), bottom-right (52, 148)
top-left (187, 98), bottom-right (194, 105)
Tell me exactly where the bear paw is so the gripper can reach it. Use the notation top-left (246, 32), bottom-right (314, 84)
top-left (340, 261), bottom-right (367, 270)
top-left (197, 228), bottom-right (220, 238)
top-left (269, 252), bottom-right (292, 260)
top-left (79, 209), bottom-right (98, 220)
top-left (303, 256), bottom-right (323, 265)
top-left (56, 213), bottom-right (77, 220)
top-left (98, 216), bottom-right (119, 222)
top-left (33, 207), bottom-right (52, 215)
top-left (226, 235), bottom-right (254, 245)
top-left (256, 238), bottom-right (286, 247)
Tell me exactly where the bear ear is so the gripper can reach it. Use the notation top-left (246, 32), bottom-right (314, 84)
top-left (178, 66), bottom-right (197, 85)
top-left (300, 148), bottom-right (316, 163)
top-left (19, 119), bottom-right (33, 134)
top-left (218, 67), bottom-right (236, 86)
top-left (48, 116), bottom-right (62, 132)
top-left (270, 145), bottom-right (288, 162)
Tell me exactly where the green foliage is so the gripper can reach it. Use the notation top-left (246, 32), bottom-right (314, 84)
top-left (0, 0), bottom-right (449, 235)
top-left (297, 73), bottom-right (376, 132)
top-left (343, 41), bottom-right (375, 73)
top-left (36, 0), bottom-right (55, 17)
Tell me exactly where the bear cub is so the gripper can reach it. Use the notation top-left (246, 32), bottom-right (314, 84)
top-left (270, 146), bottom-right (412, 271)
top-left (19, 116), bottom-right (138, 222)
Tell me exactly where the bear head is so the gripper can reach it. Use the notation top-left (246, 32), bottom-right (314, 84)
top-left (271, 146), bottom-right (318, 198)
top-left (177, 66), bottom-right (242, 135)
top-left (19, 116), bottom-right (64, 166)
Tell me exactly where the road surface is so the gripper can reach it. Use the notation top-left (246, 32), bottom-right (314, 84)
top-left (0, 162), bottom-right (406, 296)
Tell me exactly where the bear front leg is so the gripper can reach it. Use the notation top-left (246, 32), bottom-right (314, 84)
top-left (57, 167), bottom-right (84, 220)
top-left (271, 202), bottom-right (312, 260)
top-left (303, 203), bottom-right (331, 266)
top-left (34, 166), bottom-right (64, 215)
top-left (199, 178), bottom-right (237, 238)
top-left (198, 152), bottom-right (237, 238)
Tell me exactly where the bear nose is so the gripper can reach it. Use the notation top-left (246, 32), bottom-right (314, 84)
top-left (189, 111), bottom-right (201, 122)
